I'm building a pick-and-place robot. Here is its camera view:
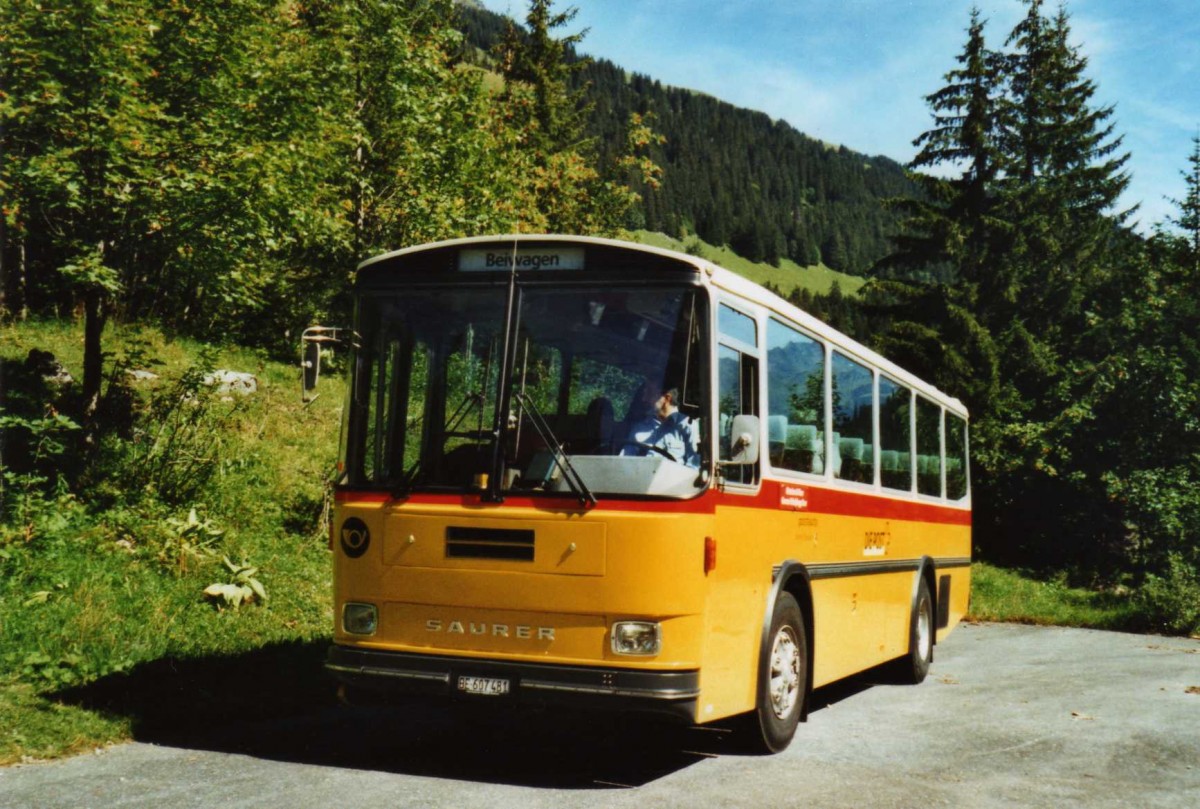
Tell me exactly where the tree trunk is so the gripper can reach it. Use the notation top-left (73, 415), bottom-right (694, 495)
top-left (82, 288), bottom-right (107, 425)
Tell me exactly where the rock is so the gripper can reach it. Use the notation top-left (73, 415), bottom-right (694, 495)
top-left (125, 369), bottom-right (159, 381)
top-left (202, 369), bottom-right (257, 395)
top-left (24, 349), bottom-right (73, 385)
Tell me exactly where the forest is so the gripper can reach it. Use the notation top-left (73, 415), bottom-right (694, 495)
top-left (457, 1), bottom-right (917, 273)
top-left (2, 0), bottom-right (1199, 758)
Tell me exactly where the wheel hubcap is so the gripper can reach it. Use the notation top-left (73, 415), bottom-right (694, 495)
top-left (917, 598), bottom-right (932, 661)
top-left (768, 625), bottom-right (801, 719)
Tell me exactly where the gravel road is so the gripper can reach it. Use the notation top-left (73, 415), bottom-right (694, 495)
top-left (3, 623), bottom-right (1198, 808)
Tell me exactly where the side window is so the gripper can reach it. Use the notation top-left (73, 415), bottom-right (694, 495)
top-left (766, 319), bottom-right (825, 474)
top-left (362, 334), bottom-right (400, 483)
top-left (831, 352), bottom-right (873, 483)
top-left (879, 377), bottom-right (912, 491)
top-left (719, 304), bottom-right (757, 347)
top-left (398, 338), bottom-right (428, 477)
top-left (718, 304), bottom-right (759, 486)
top-left (718, 345), bottom-right (760, 484)
top-left (946, 412), bottom-right (969, 500)
top-left (916, 397), bottom-right (942, 497)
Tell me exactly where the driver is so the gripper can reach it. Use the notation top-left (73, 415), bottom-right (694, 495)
top-left (620, 384), bottom-right (699, 467)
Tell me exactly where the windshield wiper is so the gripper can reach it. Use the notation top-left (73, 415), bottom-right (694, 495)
top-left (512, 391), bottom-right (596, 507)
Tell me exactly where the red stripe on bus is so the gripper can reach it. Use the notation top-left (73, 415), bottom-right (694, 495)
top-left (712, 481), bottom-right (973, 526)
top-left (334, 481), bottom-right (971, 526)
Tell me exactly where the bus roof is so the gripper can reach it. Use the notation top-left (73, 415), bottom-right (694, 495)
top-left (356, 233), bottom-right (710, 274)
top-left (357, 234), bottom-right (967, 417)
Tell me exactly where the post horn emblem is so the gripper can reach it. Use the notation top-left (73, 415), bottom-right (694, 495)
top-left (340, 517), bottom-right (370, 558)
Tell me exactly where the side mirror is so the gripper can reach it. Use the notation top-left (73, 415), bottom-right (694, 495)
top-left (301, 326), bottom-right (354, 403)
top-left (724, 414), bottom-right (760, 465)
top-left (302, 338), bottom-right (321, 395)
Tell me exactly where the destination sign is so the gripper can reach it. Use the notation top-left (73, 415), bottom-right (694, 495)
top-left (458, 247), bottom-right (585, 272)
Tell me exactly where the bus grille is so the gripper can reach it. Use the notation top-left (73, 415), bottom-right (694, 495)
top-left (445, 527), bottom-right (535, 561)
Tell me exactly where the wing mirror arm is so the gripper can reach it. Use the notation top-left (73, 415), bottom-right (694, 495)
top-left (301, 326), bottom-right (358, 403)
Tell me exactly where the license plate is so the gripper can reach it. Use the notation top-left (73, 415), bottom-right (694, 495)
top-left (457, 675), bottom-right (511, 696)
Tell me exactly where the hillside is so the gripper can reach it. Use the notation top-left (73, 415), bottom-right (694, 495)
top-left (631, 231), bottom-right (867, 298)
top-left (457, 3), bottom-right (919, 275)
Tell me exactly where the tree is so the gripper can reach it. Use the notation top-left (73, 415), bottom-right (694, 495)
top-left (880, 8), bottom-right (1007, 294)
top-left (1, 0), bottom-right (166, 425)
top-left (1168, 134), bottom-right (1200, 269)
top-left (495, 0), bottom-right (591, 155)
top-left (877, 0), bottom-right (1144, 573)
top-left (996, 0), bottom-right (1131, 334)
top-left (492, 0), bottom-right (651, 234)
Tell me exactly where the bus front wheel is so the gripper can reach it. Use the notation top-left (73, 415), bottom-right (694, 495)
top-left (749, 591), bottom-right (807, 753)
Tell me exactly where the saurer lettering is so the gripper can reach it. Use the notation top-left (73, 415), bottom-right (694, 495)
top-left (425, 619), bottom-right (555, 641)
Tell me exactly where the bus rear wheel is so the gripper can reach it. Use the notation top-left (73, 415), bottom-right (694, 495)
top-left (748, 591), bottom-right (807, 753)
top-left (897, 576), bottom-right (934, 684)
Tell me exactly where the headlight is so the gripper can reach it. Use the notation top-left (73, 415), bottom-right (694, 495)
top-left (610, 621), bottom-right (661, 656)
top-left (342, 602), bottom-right (378, 635)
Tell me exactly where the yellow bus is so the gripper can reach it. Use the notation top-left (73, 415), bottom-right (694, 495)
top-left (321, 234), bottom-right (971, 752)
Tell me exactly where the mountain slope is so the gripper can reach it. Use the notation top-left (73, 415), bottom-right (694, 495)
top-left (457, 3), bottom-right (917, 275)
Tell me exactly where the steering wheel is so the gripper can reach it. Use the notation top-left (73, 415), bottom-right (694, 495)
top-left (621, 441), bottom-right (677, 463)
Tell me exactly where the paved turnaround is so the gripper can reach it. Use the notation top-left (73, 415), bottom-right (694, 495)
top-left (3, 623), bottom-right (1198, 808)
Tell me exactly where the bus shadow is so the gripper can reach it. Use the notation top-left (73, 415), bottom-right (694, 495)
top-left (807, 664), bottom-right (898, 713)
top-left (52, 642), bottom-right (896, 787)
top-left (51, 641), bottom-right (718, 788)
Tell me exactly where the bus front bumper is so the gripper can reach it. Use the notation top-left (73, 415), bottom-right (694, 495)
top-left (325, 645), bottom-right (700, 722)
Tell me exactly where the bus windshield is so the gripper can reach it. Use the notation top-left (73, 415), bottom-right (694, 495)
top-left (348, 283), bottom-right (708, 499)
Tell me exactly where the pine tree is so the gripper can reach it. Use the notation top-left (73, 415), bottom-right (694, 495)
top-left (867, 8), bottom-right (1002, 412)
top-left (495, 0), bottom-right (591, 155)
top-left (1169, 134), bottom-right (1200, 269)
top-left (997, 0), bottom-right (1131, 332)
top-left (883, 8), bottom-right (1006, 293)
top-left (492, 0), bottom-right (651, 234)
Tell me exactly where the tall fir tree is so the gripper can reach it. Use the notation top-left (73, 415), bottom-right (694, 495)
top-left (492, 0), bottom-right (648, 234)
top-left (882, 8), bottom-right (1007, 293)
top-left (866, 9), bottom-right (1002, 412)
top-left (879, 0), bottom-right (1140, 571)
top-left (495, 0), bottom-right (591, 155)
top-left (996, 0), bottom-right (1130, 335)
top-left (1169, 134), bottom-right (1200, 270)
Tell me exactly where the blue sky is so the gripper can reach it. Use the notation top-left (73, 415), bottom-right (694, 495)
top-left (477, 0), bottom-right (1199, 232)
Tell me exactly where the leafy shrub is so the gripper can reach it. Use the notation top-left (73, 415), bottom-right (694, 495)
top-left (1136, 554), bottom-right (1200, 636)
top-left (203, 557), bottom-right (267, 610)
top-left (112, 353), bottom-right (250, 506)
top-left (0, 413), bottom-right (82, 545)
top-left (160, 508), bottom-right (225, 574)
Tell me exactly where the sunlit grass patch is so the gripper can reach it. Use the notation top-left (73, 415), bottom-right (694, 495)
top-left (968, 562), bottom-right (1142, 631)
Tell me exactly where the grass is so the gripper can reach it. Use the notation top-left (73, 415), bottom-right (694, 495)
top-left (631, 230), bottom-right (869, 299)
top-left (1, 318), bottom-right (344, 764)
top-left (967, 562), bottom-right (1144, 631)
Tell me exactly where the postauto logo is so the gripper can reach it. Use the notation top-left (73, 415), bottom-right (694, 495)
top-left (340, 517), bottom-right (370, 558)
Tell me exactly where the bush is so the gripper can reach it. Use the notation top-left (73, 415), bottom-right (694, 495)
top-left (1136, 554), bottom-right (1200, 636)
top-left (0, 413), bottom-right (82, 546)
top-left (104, 353), bottom-right (251, 507)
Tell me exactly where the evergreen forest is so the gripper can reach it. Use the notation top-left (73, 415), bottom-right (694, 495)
top-left (458, 2), bottom-right (917, 273)
top-left (2, 1), bottom-right (1200, 759)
